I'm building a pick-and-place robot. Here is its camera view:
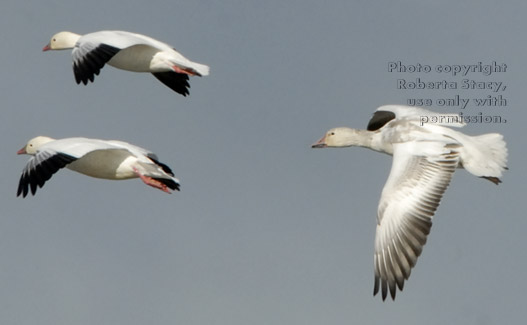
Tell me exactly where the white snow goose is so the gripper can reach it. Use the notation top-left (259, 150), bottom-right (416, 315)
top-left (312, 105), bottom-right (508, 300)
top-left (17, 136), bottom-right (180, 197)
top-left (43, 30), bottom-right (210, 96)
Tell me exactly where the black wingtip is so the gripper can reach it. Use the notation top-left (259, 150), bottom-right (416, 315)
top-left (17, 153), bottom-right (77, 198)
top-left (152, 72), bottom-right (191, 96)
top-left (148, 155), bottom-right (175, 176)
top-left (374, 276), bottom-right (398, 301)
top-left (73, 43), bottom-right (120, 85)
top-left (390, 287), bottom-right (396, 300)
top-left (16, 181), bottom-right (26, 198)
top-left (373, 276), bottom-right (379, 297)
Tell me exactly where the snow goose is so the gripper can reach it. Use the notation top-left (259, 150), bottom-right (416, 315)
top-left (17, 136), bottom-right (180, 197)
top-left (312, 105), bottom-right (508, 300)
top-left (43, 30), bottom-right (210, 96)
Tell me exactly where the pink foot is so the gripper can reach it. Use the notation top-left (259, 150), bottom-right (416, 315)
top-left (172, 65), bottom-right (197, 76)
top-left (133, 167), bottom-right (171, 193)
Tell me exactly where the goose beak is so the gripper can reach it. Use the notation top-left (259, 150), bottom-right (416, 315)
top-left (17, 147), bottom-right (27, 155)
top-left (311, 136), bottom-right (327, 148)
top-left (42, 44), bottom-right (51, 51)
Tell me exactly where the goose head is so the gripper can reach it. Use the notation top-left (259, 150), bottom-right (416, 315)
top-left (311, 127), bottom-right (366, 148)
top-left (43, 31), bottom-right (81, 51)
top-left (17, 136), bottom-right (55, 155)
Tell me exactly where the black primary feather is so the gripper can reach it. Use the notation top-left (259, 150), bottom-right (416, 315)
top-left (152, 71), bottom-right (190, 96)
top-left (17, 153), bottom-right (77, 197)
top-left (73, 44), bottom-right (120, 84)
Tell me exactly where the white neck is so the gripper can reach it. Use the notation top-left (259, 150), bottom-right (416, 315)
top-left (326, 127), bottom-right (391, 154)
top-left (329, 128), bottom-right (374, 147)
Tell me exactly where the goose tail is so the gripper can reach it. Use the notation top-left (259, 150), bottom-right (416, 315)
top-left (462, 133), bottom-right (508, 183)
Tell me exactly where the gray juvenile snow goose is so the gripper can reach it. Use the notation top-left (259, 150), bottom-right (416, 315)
top-left (312, 105), bottom-right (508, 300)
top-left (43, 30), bottom-right (210, 96)
top-left (17, 136), bottom-right (180, 197)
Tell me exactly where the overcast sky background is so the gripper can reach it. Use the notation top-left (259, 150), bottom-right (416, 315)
top-left (1, 0), bottom-right (526, 324)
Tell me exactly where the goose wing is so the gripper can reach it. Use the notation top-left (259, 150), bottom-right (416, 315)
top-left (373, 140), bottom-right (460, 300)
top-left (72, 40), bottom-right (121, 85)
top-left (152, 71), bottom-right (190, 96)
top-left (17, 149), bottom-right (77, 197)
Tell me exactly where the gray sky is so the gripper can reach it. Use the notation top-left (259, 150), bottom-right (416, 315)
top-left (2, 0), bottom-right (526, 324)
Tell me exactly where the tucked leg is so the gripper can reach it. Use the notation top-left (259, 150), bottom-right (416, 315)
top-left (172, 65), bottom-right (199, 76)
top-left (133, 167), bottom-right (171, 193)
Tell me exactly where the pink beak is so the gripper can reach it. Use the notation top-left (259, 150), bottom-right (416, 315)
top-left (42, 44), bottom-right (51, 51)
top-left (311, 135), bottom-right (327, 148)
top-left (17, 147), bottom-right (27, 155)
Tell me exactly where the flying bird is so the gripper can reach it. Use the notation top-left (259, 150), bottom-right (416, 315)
top-left (17, 136), bottom-right (180, 197)
top-left (43, 30), bottom-right (210, 96)
top-left (312, 105), bottom-right (508, 300)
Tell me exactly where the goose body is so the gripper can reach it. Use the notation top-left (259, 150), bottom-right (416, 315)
top-left (17, 136), bottom-right (180, 197)
top-left (43, 30), bottom-right (210, 96)
top-left (312, 105), bottom-right (508, 300)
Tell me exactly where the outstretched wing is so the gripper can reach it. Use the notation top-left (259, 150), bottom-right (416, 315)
top-left (17, 151), bottom-right (77, 197)
top-left (373, 141), bottom-right (460, 300)
top-left (72, 43), bottom-right (120, 84)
